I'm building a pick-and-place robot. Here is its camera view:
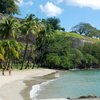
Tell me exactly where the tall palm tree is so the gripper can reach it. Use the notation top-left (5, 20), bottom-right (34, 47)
top-left (0, 40), bottom-right (22, 75)
top-left (0, 16), bottom-right (20, 40)
top-left (35, 19), bottom-right (54, 66)
top-left (20, 14), bottom-right (39, 69)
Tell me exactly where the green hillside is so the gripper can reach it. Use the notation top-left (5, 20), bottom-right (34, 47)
top-left (0, 13), bottom-right (100, 71)
top-left (55, 31), bottom-right (100, 43)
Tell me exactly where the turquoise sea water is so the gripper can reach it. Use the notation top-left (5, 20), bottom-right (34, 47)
top-left (36, 70), bottom-right (100, 99)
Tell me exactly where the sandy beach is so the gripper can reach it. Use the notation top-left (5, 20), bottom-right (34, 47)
top-left (0, 68), bottom-right (57, 100)
top-left (0, 69), bottom-right (100, 100)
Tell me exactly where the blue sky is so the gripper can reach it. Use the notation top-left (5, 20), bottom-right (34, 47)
top-left (16, 0), bottom-right (100, 31)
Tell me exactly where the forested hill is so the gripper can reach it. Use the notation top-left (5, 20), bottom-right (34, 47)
top-left (43, 31), bottom-right (100, 69)
top-left (0, 13), bottom-right (100, 70)
top-left (0, 0), bottom-right (100, 72)
top-left (53, 31), bottom-right (100, 48)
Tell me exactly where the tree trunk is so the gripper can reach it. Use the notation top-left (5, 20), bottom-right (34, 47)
top-left (20, 35), bottom-right (29, 70)
top-left (25, 44), bottom-right (33, 69)
top-left (7, 59), bottom-right (11, 75)
top-left (25, 60), bottom-right (30, 69)
top-left (2, 63), bottom-right (5, 76)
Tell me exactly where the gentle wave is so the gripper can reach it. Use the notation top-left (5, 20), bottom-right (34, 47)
top-left (30, 79), bottom-right (58, 100)
top-left (30, 84), bottom-right (40, 99)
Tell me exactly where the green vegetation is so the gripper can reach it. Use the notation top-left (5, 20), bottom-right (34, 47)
top-left (0, 1), bottom-right (100, 75)
top-left (40, 32), bottom-right (100, 69)
top-left (0, 0), bottom-right (19, 15)
top-left (46, 17), bottom-right (65, 31)
top-left (71, 23), bottom-right (100, 37)
top-left (0, 15), bottom-right (100, 72)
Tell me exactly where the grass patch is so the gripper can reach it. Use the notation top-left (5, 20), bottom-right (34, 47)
top-left (55, 31), bottom-right (100, 43)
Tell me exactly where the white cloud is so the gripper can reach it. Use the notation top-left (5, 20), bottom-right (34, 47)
top-left (18, 0), bottom-right (23, 3)
top-left (64, 0), bottom-right (100, 10)
top-left (18, 0), bottom-right (34, 6)
top-left (40, 2), bottom-right (63, 17)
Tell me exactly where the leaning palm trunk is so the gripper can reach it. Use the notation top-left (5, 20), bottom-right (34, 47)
top-left (25, 60), bottom-right (30, 69)
top-left (7, 59), bottom-right (11, 75)
top-left (25, 45), bottom-right (32, 69)
top-left (21, 35), bottom-right (29, 70)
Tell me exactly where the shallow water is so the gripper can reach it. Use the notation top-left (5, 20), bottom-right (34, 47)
top-left (36, 70), bottom-right (100, 99)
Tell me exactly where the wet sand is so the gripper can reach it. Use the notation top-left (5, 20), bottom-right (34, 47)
top-left (21, 72), bottom-right (59, 100)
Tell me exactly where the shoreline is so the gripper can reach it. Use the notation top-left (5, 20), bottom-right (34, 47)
top-left (21, 72), bottom-right (59, 100)
top-left (0, 69), bottom-right (100, 100)
top-left (0, 68), bottom-right (57, 100)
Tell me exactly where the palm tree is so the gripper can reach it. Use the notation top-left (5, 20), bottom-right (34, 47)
top-left (0, 16), bottom-right (20, 40)
top-left (1, 40), bottom-right (22, 75)
top-left (20, 14), bottom-right (39, 69)
top-left (35, 19), bottom-right (54, 66)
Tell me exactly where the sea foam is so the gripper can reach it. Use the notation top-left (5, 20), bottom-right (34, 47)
top-left (30, 73), bottom-right (60, 100)
top-left (30, 79), bottom-right (57, 100)
top-left (30, 84), bottom-right (40, 99)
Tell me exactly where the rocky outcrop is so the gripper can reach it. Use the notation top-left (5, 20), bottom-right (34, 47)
top-left (67, 95), bottom-right (99, 100)
top-left (78, 95), bottom-right (97, 99)
top-left (71, 38), bottom-right (84, 48)
top-left (71, 37), bottom-right (94, 48)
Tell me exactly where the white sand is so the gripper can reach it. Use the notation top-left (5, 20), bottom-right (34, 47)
top-left (0, 68), bottom-right (56, 100)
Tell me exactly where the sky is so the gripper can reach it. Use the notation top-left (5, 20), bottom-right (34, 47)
top-left (16, 0), bottom-right (100, 31)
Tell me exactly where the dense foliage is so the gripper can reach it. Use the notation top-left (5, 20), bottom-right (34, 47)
top-left (0, 1), bottom-right (100, 76)
top-left (0, 0), bottom-right (19, 15)
top-left (0, 14), bottom-right (100, 70)
top-left (46, 17), bottom-right (65, 31)
top-left (40, 32), bottom-right (100, 69)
